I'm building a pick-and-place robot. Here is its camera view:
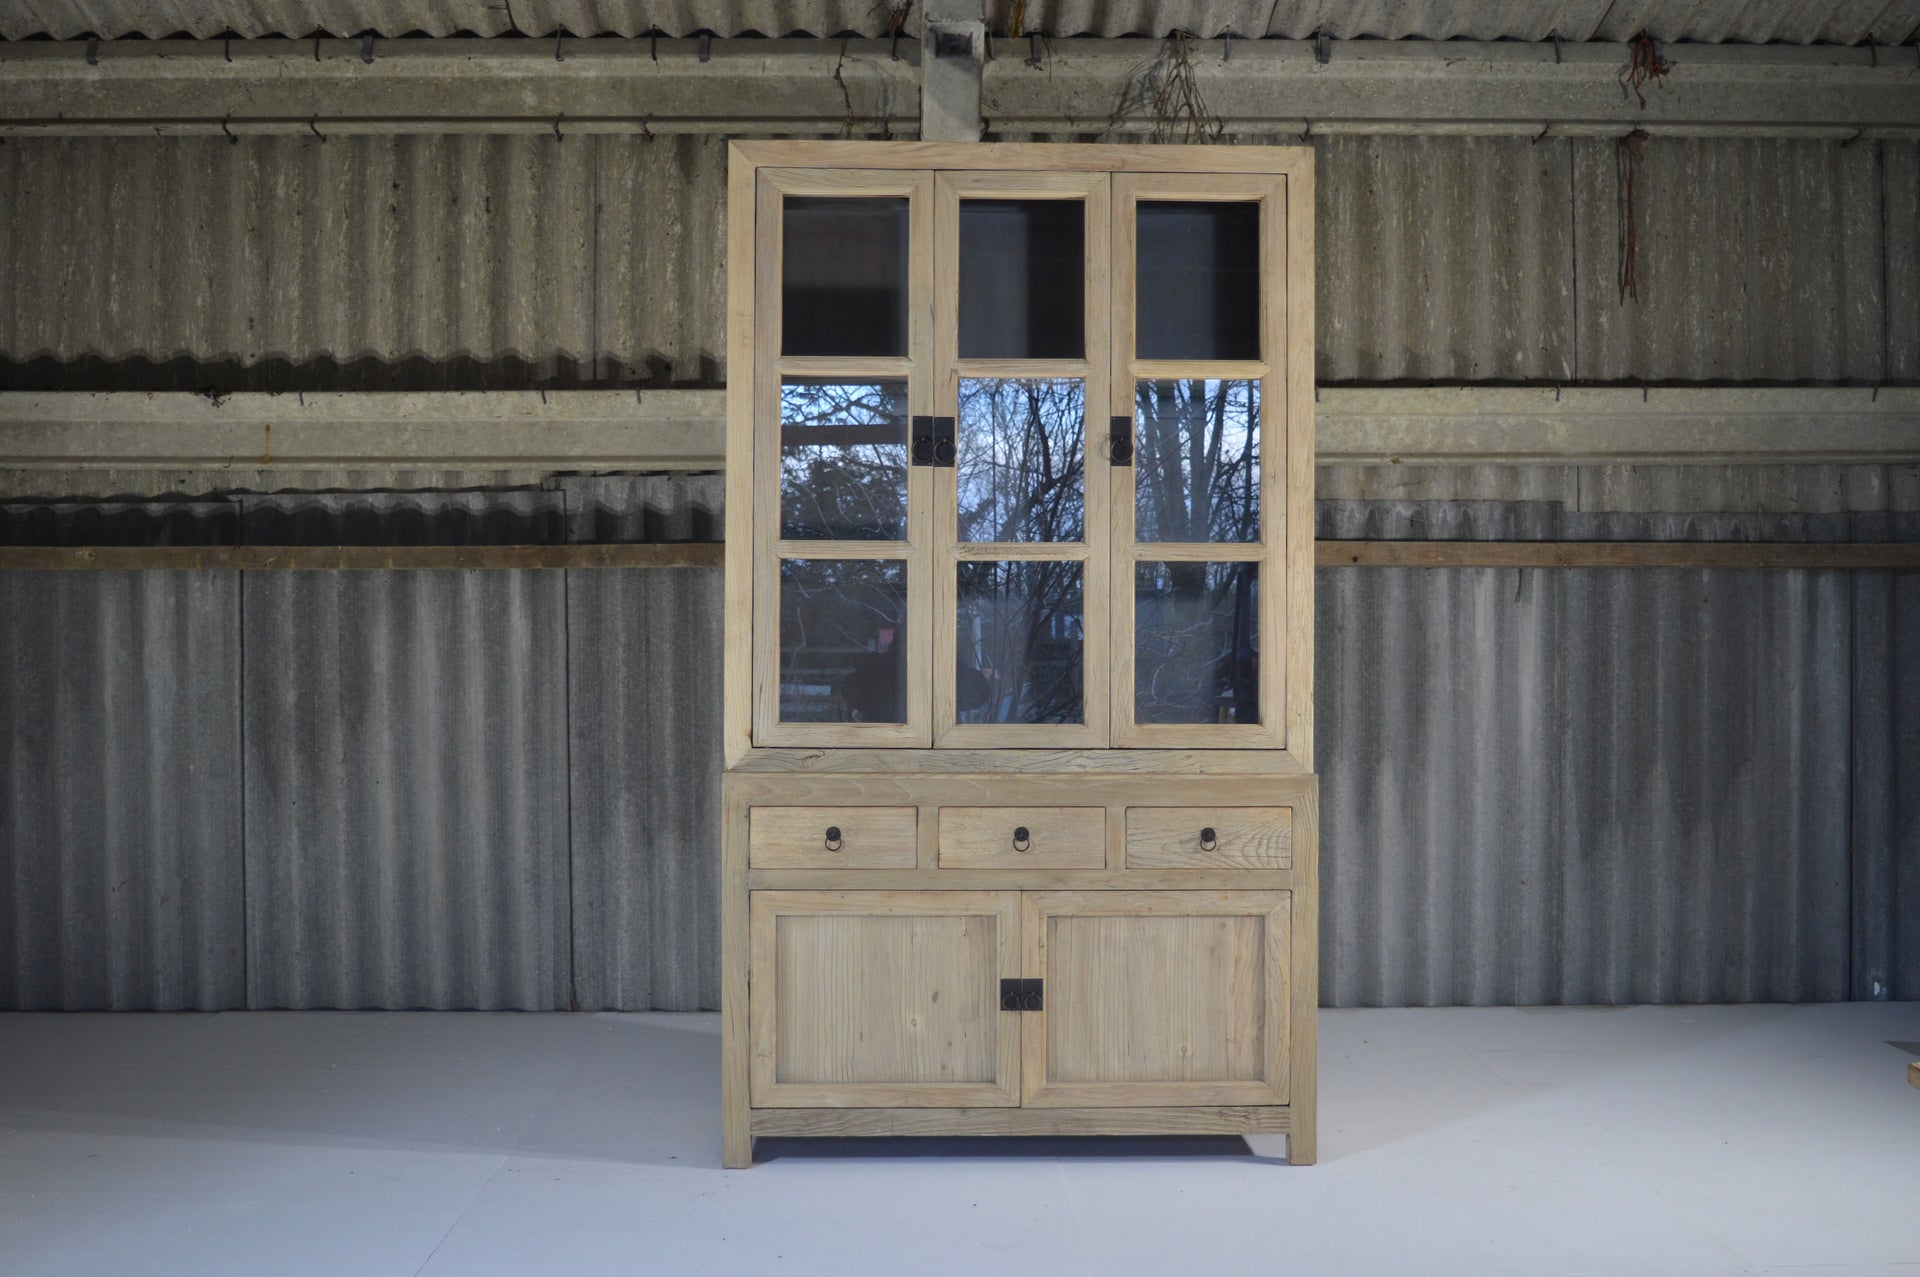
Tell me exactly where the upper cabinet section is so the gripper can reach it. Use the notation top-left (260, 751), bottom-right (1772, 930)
top-left (726, 144), bottom-right (1314, 767)
top-left (781, 196), bottom-right (911, 358)
top-left (958, 198), bottom-right (1085, 360)
top-left (1135, 200), bottom-right (1261, 362)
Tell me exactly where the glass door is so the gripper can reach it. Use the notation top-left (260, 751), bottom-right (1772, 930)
top-left (932, 173), bottom-right (1111, 747)
top-left (752, 168), bottom-right (934, 746)
top-left (1111, 173), bottom-right (1287, 748)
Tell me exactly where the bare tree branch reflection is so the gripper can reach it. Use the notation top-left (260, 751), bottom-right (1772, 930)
top-left (957, 560), bottom-right (1085, 725)
top-left (778, 558), bottom-right (908, 723)
top-left (780, 379), bottom-right (909, 541)
top-left (1135, 560), bottom-right (1258, 724)
top-left (957, 378), bottom-right (1085, 543)
top-left (1135, 379), bottom-right (1258, 542)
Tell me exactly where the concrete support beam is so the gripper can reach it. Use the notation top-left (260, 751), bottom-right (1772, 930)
top-left (3, 37), bottom-right (1913, 139)
top-left (985, 38), bottom-right (1920, 140)
top-left (922, 0), bottom-right (984, 142)
top-left (3, 388), bottom-right (1914, 475)
top-left (0, 38), bottom-right (919, 137)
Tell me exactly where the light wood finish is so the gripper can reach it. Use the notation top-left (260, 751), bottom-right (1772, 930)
top-left (750, 868), bottom-right (1294, 891)
top-left (1110, 170), bottom-right (1294, 753)
top-left (749, 165), bottom-right (935, 750)
top-left (751, 1105), bottom-right (1291, 1137)
top-left (724, 144), bottom-right (1318, 1167)
top-left (749, 891), bottom-right (1021, 1108)
top-left (725, 146), bottom-right (760, 771)
top-left (748, 806), bottom-right (918, 869)
top-left (1023, 891), bottom-right (1291, 1109)
top-left (936, 806), bottom-right (1107, 870)
top-left (1910, 1060), bottom-right (1919, 1091)
top-left (730, 747), bottom-right (1313, 775)
top-left (725, 770), bottom-right (1318, 809)
top-left (930, 169), bottom-right (1112, 750)
top-left (720, 783), bottom-right (752, 1167)
top-left (731, 141), bottom-right (1314, 175)
top-left (1126, 807), bottom-right (1294, 870)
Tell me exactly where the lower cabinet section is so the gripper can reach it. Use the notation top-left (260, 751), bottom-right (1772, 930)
top-left (749, 889), bottom-right (1291, 1112)
top-left (748, 892), bottom-right (1022, 1108)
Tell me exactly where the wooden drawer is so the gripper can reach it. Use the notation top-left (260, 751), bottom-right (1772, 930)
top-left (748, 806), bottom-right (917, 869)
top-left (1125, 807), bottom-right (1294, 869)
top-left (937, 807), bottom-right (1105, 870)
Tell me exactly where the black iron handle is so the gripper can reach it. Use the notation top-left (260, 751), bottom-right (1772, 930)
top-left (824, 825), bottom-right (843, 852)
top-left (1199, 826), bottom-right (1218, 852)
top-left (1109, 415), bottom-right (1134, 466)
top-left (932, 416), bottom-right (956, 467)
top-left (910, 416), bottom-right (935, 466)
top-left (1012, 825), bottom-right (1032, 853)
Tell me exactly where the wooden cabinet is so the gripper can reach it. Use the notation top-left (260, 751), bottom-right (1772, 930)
top-left (723, 142), bottom-right (1316, 1167)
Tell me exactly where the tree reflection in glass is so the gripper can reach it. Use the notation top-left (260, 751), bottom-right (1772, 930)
top-left (1134, 379), bottom-right (1259, 543)
top-left (956, 560), bottom-right (1084, 725)
top-left (956, 378), bottom-right (1085, 543)
top-left (1135, 561), bottom-right (1258, 724)
top-left (779, 378), bottom-right (909, 541)
top-left (779, 558), bottom-right (908, 724)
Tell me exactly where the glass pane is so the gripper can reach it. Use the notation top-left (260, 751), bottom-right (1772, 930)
top-left (779, 558), bottom-right (908, 724)
top-left (782, 196), bottom-right (910, 357)
top-left (956, 378), bottom-right (1085, 544)
top-left (958, 199), bottom-right (1085, 359)
top-left (1134, 379), bottom-right (1259, 543)
top-left (1135, 561), bottom-right (1259, 725)
top-left (1135, 200), bottom-right (1259, 361)
top-left (779, 378), bottom-right (908, 541)
top-left (956, 560), bottom-right (1084, 725)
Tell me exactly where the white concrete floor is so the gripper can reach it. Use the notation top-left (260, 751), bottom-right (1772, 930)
top-left (1, 1005), bottom-right (1917, 1276)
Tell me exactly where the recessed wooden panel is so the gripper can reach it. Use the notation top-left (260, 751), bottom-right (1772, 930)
top-left (1126, 806), bottom-right (1293, 869)
top-left (748, 806), bottom-right (917, 869)
top-left (1023, 890), bottom-right (1289, 1107)
top-left (749, 891), bottom-right (1020, 1107)
top-left (937, 806), bottom-right (1105, 869)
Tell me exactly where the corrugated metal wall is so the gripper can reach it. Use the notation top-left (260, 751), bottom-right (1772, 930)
top-left (6, 133), bottom-right (1913, 391)
top-left (2, 483), bottom-right (1914, 1010)
top-left (0, 570), bottom-right (244, 1010)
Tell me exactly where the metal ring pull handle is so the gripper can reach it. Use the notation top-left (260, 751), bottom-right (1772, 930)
top-left (1012, 825), bottom-right (1032, 853)
top-left (1199, 826), bottom-right (1218, 852)
top-left (824, 825), bottom-right (843, 853)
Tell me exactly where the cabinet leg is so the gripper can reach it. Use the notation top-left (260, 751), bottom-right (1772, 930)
top-left (723, 1123), bottom-right (754, 1170)
top-left (1287, 1114), bottom-right (1316, 1166)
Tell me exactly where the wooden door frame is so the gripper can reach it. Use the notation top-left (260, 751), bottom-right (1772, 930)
top-left (748, 166), bottom-right (937, 750)
top-left (930, 170), bottom-right (1112, 749)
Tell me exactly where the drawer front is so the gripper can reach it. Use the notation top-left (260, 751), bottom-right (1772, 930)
top-left (749, 806), bottom-right (918, 869)
top-left (938, 807), bottom-right (1106, 870)
top-left (1126, 807), bottom-right (1293, 869)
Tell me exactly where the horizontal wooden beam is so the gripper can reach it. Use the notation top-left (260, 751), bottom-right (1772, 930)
top-left (0, 544), bottom-right (724, 570)
top-left (2, 542), bottom-right (1912, 572)
top-left (1319, 542), bottom-right (1920, 569)
top-left (5, 387), bottom-right (1916, 475)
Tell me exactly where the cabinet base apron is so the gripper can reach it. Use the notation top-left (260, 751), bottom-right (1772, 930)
top-left (749, 1105), bottom-right (1293, 1138)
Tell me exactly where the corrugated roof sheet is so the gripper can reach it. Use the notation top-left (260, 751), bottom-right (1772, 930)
top-left (5, 133), bottom-right (1903, 393)
top-left (2, 0), bottom-right (1915, 42)
top-left (1, 568), bottom-right (244, 1011)
top-left (0, 134), bottom-right (726, 393)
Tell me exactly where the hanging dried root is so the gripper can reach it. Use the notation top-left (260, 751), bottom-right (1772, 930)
top-left (1106, 30), bottom-right (1224, 144)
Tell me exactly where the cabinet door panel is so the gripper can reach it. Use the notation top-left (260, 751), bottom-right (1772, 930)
top-left (750, 891), bottom-right (1020, 1107)
top-left (1022, 891), bottom-right (1289, 1107)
